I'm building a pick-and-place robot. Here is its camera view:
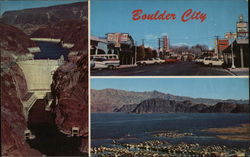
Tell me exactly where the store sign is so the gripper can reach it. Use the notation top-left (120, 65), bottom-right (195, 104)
top-left (225, 33), bottom-right (237, 39)
top-left (107, 33), bottom-right (130, 47)
top-left (107, 34), bottom-right (116, 42)
top-left (236, 22), bottom-right (248, 38)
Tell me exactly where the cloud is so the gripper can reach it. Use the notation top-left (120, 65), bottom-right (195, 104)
top-left (144, 44), bottom-right (157, 49)
top-left (145, 34), bottom-right (159, 40)
top-left (172, 42), bottom-right (190, 46)
top-left (161, 33), bottom-right (168, 36)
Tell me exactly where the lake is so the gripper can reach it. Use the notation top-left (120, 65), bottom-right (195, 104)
top-left (91, 113), bottom-right (250, 148)
top-left (34, 41), bottom-right (70, 60)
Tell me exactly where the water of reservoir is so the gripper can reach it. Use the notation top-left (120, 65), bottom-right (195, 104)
top-left (92, 113), bottom-right (250, 149)
top-left (34, 41), bottom-right (70, 60)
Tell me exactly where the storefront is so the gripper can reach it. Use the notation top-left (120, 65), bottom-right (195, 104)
top-left (222, 39), bottom-right (249, 68)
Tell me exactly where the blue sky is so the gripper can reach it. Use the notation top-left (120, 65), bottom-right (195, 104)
top-left (91, 0), bottom-right (248, 49)
top-left (0, 0), bottom-right (84, 15)
top-left (91, 78), bottom-right (249, 100)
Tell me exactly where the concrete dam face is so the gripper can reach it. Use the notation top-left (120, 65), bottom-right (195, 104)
top-left (17, 59), bottom-right (63, 99)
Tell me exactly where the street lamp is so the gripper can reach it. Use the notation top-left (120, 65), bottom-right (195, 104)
top-left (134, 41), bottom-right (137, 65)
top-left (226, 32), bottom-right (236, 69)
top-left (229, 32), bottom-right (236, 69)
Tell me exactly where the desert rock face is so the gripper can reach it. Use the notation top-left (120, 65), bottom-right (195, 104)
top-left (51, 54), bottom-right (88, 152)
top-left (1, 2), bottom-right (87, 35)
top-left (0, 23), bottom-right (36, 63)
top-left (1, 24), bottom-right (41, 156)
top-left (50, 18), bottom-right (88, 153)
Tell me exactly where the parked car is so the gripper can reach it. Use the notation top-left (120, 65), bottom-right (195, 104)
top-left (202, 57), bottom-right (224, 66)
top-left (154, 58), bottom-right (165, 64)
top-left (136, 58), bottom-right (159, 66)
top-left (91, 57), bottom-right (120, 70)
top-left (194, 57), bottom-right (205, 64)
top-left (165, 56), bottom-right (181, 63)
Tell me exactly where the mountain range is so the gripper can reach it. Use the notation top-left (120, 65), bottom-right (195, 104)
top-left (1, 2), bottom-right (87, 35)
top-left (91, 88), bottom-right (249, 113)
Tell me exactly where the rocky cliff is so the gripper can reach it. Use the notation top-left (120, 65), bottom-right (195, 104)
top-left (201, 102), bottom-right (250, 113)
top-left (0, 22), bottom-right (36, 63)
top-left (91, 89), bottom-right (249, 112)
top-left (51, 54), bottom-right (88, 152)
top-left (1, 23), bottom-right (41, 156)
top-left (50, 19), bottom-right (88, 153)
top-left (1, 2), bottom-right (87, 35)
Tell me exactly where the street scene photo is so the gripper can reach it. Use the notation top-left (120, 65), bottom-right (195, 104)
top-left (1, 1), bottom-right (88, 156)
top-left (91, 0), bottom-right (249, 76)
top-left (91, 78), bottom-right (250, 156)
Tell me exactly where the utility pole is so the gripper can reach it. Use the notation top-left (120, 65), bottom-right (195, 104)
top-left (229, 32), bottom-right (235, 69)
top-left (158, 38), bottom-right (161, 57)
top-left (134, 41), bottom-right (137, 65)
top-left (215, 36), bottom-right (219, 58)
top-left (141, 39), bottom-right (145, 46)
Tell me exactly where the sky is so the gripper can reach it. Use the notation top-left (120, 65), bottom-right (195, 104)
top-left (0, 0), bottom-right (85, 15)
top-left (91, 0), bottom-right (248, 49)
top-left (91, 78), bottom-right (249, 100)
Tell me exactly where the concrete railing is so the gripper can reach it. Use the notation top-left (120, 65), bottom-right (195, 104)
top-left (27, 47), bottom-right (41, 53)
top-left (30, 38), bottom-right (61, 43)
top-left (21, 93), bottom-right (37, 112)
top-left (62, 43), bottom-right (74, 48)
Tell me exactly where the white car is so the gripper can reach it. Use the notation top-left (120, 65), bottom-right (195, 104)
top-left (136, 58), bottom-right (159, 66)
top-left (91, 58), bottom-right (120, 70)
top-left (202, 57), bottom-right (224, 66)
top-left (154, 58), bottom-right (165, 64)
top-left (195, 57), bottom-right (205, 64)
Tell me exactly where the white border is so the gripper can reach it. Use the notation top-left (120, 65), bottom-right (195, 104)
top-left (88, 0), bottom-right (91, 156)
top-left (91, 76), bottom-right (249, 79)
top-left (87, 1), bottom-right (249, 156)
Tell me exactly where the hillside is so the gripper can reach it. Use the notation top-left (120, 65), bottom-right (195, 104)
top-left (91, 88), bottom-right (249, 112)
top-left (130, 98), bottom-right (249, 114)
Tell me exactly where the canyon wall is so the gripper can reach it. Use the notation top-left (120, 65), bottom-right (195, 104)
top-left (1, 23), bottom-right (42, 156)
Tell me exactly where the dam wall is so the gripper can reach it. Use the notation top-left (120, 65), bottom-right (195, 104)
top-left (17, 59), bottom-right (63, 99)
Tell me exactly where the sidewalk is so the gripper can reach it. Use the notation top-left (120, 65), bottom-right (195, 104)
top-left (117, 64), bottom-right (137, 69)
top-left (227, 68), bottom-right (249, 76)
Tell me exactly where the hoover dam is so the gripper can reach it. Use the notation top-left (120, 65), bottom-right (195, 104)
top-left (17, 58), bottom-right (64, 119)
top-left (17, 59), bottom-right (63, 99)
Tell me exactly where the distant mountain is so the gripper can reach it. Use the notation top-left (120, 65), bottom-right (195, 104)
top-left (130, 98), bottom-right (249, 114)
top-left (1, 2), bottom-right (87, 34)
top-left (91, 88), bottom-right (249, 112)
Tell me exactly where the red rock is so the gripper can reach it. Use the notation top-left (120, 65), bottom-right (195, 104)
top-left (0, 22), bottom-right (36, 55)
top-left (51, 54), bottom-right (88, 153)
top-left (1, 64), bottom-right (42, 156)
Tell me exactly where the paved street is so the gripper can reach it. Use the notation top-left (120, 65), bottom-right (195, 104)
top-left (91, 61), bottom-right (234, 76)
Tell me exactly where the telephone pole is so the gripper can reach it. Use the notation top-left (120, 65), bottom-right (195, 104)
top-left (134, 41), bottom-right (137, 65)
top-left (215, 36), bottom-right (219, 58)
top-left (141, 39), bottom-right (145, 46)
top-left (158, 38), bottom-right (161, 57)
